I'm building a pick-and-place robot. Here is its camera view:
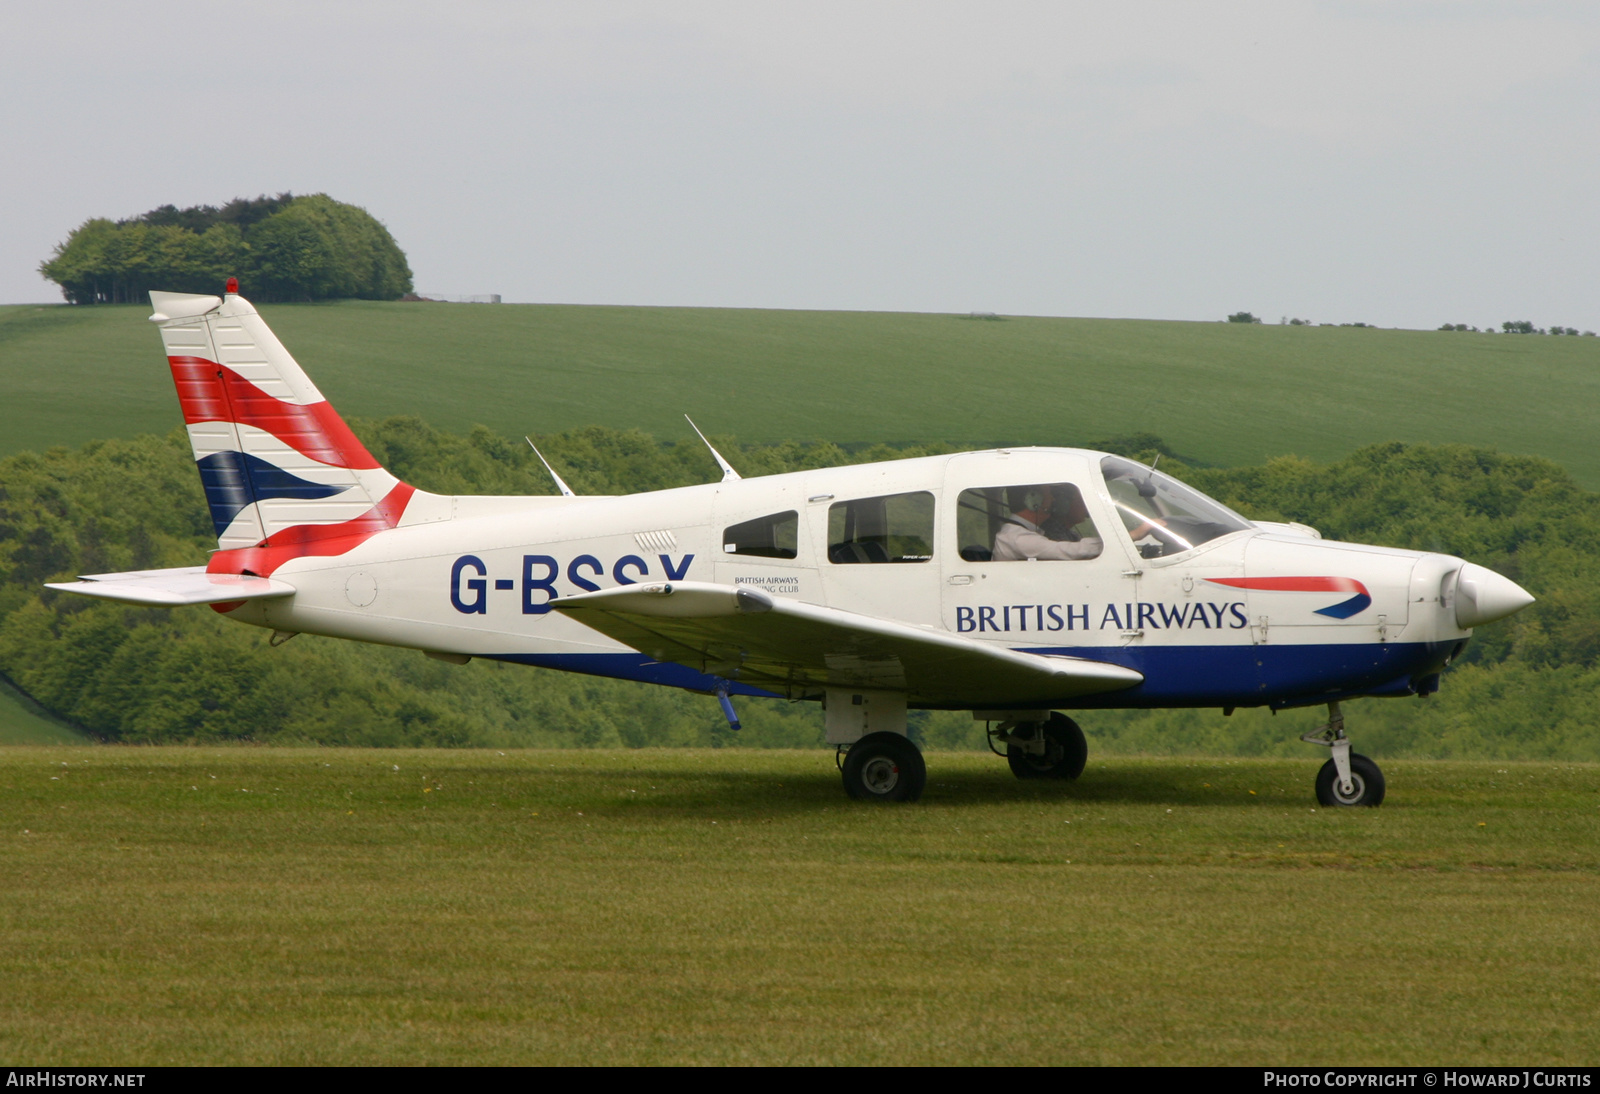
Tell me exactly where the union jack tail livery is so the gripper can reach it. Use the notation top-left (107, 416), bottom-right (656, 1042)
top-left (150, 286), bottom-right (418, 574)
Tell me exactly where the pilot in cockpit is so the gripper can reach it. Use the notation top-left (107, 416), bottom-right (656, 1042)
top-left (992, 483), bottom-right (1105, 561)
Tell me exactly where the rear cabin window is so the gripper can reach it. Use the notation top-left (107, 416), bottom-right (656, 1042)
top-left (723, 510), bottom-right (798, 559)
top-left (956, 483), bottom-right (1103, 562)
top-left (827, 491), bottom-right (935, 564)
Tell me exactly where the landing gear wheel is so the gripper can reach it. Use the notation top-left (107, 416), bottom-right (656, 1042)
top-left (842, 732), bottom-right (927, 803)
top-left (1315, 753), bottom-right (1385, 807)
top-left (1006, 712), bottom-right (1088, 781)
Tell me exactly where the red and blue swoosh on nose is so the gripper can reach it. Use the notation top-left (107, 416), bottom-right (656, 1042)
top-left (1205, 577), bottom-right (1372, 619)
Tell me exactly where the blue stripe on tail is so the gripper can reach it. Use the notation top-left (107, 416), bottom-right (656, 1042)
top-left (196, 451), bottom-right (348, 536)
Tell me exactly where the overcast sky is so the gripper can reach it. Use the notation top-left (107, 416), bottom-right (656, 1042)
top-left (3, 1), bottom-right (1596, 328)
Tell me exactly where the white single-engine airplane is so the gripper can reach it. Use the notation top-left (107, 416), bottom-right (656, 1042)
top-left (48, 284), bottom-right (1536, 805)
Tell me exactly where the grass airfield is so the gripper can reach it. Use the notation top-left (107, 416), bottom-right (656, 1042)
top-left (3, 747), bottom-right (1596, 1066)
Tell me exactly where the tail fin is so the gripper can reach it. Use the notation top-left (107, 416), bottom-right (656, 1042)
top-left (150, 286), bottom-right (415, 569)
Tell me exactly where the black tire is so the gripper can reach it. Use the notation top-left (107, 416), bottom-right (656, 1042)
top-left (1006, 712), bottom-right (1088, 781)
top-left (1315, 753), bottom-right (1385, 807)
top-left (842, 732), bottom-right (927, 803)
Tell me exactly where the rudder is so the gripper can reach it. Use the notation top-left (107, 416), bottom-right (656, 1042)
top-left (150, 284), bottom-right (412, 562)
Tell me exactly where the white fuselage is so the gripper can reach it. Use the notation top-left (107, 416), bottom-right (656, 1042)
top-left (223, 447), bottom-right (1475, 711)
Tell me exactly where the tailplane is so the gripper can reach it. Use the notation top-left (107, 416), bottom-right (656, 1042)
top-left (150, 283), bottom-right (415, 570)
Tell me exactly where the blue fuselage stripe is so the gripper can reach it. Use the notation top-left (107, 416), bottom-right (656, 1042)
top-left (1022, 640), bottom-right (1456, 708)
top-left (482, 653), bottom-right (782, 699)
top-left (481, 640), bottom-right (1458, 709)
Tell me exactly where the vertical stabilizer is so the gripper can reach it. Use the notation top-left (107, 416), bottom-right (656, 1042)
top-left (150, 287), bottom-right (413, 568)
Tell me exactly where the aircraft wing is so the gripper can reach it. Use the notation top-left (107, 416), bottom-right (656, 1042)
top-left (45, 566), bottom-right (296, 606)
top-left (551, 581), bottom-right (1143, 706)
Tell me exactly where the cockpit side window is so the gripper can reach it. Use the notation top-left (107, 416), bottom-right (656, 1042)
top-left (1100, 456), bottom-right (1253, 558)
top-left (828, 491), bottom-right (935, 564)
top-left (723, 510), bottom-right (798, 559)
top-left (956, 483), bottom-right (1103, 562)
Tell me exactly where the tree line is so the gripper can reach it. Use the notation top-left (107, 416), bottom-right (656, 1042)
top-left (1231, 312), bottom-right (1595, 335)
top-left (38, 194), bottom-right (413, 305)
top-left (1439, 322), bottom-right (1595, 335)
top-left (1, 421), bottom-right (1597, 758)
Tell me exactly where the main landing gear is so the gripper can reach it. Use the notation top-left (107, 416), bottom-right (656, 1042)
top-left (992, 712), bottom-right (1088, 780)
top-left (835, 710), bottom-right (1089, 801)
top-left (1301, 701), bottom-right (1386, 807)
top-left (839, 731), bottom-right (927, 802)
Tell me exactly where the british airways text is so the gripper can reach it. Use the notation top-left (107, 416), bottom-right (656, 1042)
top-left (953, 602), bottom-right (1249, 632)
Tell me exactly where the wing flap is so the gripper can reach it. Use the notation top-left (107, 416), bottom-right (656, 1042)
top-left (551, 581), bottom-right (1142, 705)
top-left (45, 566), bottom-right (296, 606)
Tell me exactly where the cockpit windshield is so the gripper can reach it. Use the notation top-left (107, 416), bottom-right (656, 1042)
top-left (1100, 456), bottom-right (1254, 558)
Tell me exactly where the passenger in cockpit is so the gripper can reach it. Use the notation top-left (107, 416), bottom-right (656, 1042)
top-left (992, 484), bottom-right (1104, 561)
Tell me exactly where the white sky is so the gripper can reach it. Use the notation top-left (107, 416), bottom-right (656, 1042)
top-left (2, 1), bottom-right (1596, 328)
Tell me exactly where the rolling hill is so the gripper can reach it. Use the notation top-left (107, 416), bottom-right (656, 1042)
top-left (2, 300), bottom-right (1596, 483)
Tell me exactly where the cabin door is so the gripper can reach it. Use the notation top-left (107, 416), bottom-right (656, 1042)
top-left (812, 486), bottom-right (943, 627)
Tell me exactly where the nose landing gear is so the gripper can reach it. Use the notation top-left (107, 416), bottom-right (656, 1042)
top-left (1300, 701), bottom-right (1385, 807)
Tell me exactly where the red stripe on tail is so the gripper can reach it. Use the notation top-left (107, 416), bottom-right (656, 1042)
top-left (207, 484), bottom-right (416, 577)
top-left (168, 355), bottom-right (380, 470)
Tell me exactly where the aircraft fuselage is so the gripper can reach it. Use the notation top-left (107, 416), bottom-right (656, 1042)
top-left (222, 447), bottom-right (1470, 712)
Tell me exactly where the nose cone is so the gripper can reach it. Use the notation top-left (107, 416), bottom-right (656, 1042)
top-left (1455, 563), bottom-right (1535, 629)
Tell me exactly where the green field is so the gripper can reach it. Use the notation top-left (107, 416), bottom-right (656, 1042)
top-left (4, 301), bottom-right (1599, 483)
top-left (2, 747), bottom-right (1596, 1065)
top-left (0, 677), bottom-right (86, 745)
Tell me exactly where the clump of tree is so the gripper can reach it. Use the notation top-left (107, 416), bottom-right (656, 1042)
top-left (39, 193), bottom-right (413, 305)
top-left (1226, 312), bottom-right (1262, 324)
top-left (1496, 321), bottom-right (1594, 336)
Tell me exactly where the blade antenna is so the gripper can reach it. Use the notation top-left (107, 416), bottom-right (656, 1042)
top-left (684, 415), bottom-right (741, 482)
top-left (525, 437), bottom-right (576, 497)
top-left (1138, 452), bottom-right (1162, 498)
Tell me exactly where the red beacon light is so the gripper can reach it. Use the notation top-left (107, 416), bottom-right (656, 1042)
top-left (224, 277), bottom-right (239, 295)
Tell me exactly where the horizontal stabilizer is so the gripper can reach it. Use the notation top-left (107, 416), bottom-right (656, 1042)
top-left (552, 581), bottom-right (1143, 706)
top-left (46, 566), bottom-right (296, 606)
